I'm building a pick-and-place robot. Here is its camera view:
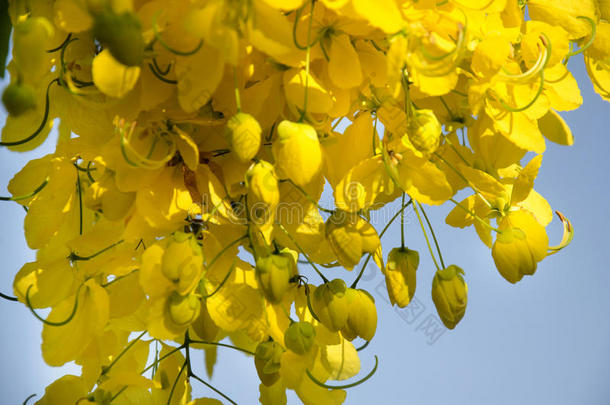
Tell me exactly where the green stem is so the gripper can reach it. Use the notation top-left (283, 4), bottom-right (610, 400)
top-left (102, 331), bottom-right (147, 376)
top-left (187, 339), bottom-right (255, 356)
top-left (68, 240), bottom-right (124, 262)
top-left (306, 355), bottom-right (378, 389)
top-left (277, 222), bottom-right (328, 283)
top-left (282, 179), bottom-right (334, 213)
top-left (400, 193), bottom-right (406, 248)
top-left (448, 197), bottom-right (500, 233)
top-left (0, 177), bottom-right (48, 201)
top-left (152, 11), bottom-right (203, 56)
top-left (412, 201), bottom-right (441, 271)
top-left (566, 16), bottom-right (597, 58)
top-left (351, 198), bottom-right (413, 288)
top-left (433, 152), bottom-right (492, 208)
top-left (299, 0), bottom-right (315, 122)
top-left (0, 79), bottom-right (57, 147)
top-left (166, 360), bottom-right (187, 405)
top-left (418, 202), bottom-right (445, 268)
top-left (26, 284), bottom-right (83, 327)
top-left (141, 345), bottom-right (185, 374)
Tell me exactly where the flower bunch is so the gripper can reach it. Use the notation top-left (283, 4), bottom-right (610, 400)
top-left (0, 0), bottom-right (602, 403)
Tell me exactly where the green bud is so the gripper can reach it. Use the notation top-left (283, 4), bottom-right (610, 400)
top-left (284, 321), bottom-right (316, 355)
top-left (225, 112), bottom-right (262, 163)
top-left (255, 252), bottom-right (296, 304)
top-left (311, 279), bottom-right (349, 332)
top-left (431, 265), bottom-right (468, 329)
top-left (254, 341), bottom-right (284, 386)
top-left (406, 109), bottom-right (442, 154)
top-left (2, 83), bottom-right (37, 116)
top-left (93, 11), bottom-right (144, 66)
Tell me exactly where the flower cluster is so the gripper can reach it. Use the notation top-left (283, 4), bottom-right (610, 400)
top-left (0, 0), bottom-right (603, 404)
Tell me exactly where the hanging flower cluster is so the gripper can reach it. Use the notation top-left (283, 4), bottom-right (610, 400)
top-left (0, 0), bottom-right (603, 403)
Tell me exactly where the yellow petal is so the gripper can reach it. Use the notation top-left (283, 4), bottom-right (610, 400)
top-left (92, 49), bottom-right (141, 98)
top-left (175, 45), bottom-right (224, 113)
top-left (512, 155), bottom-right (543, 204)
top-left (538, 109), bottom-right (574, 145)
top-left (328, 34), bottom-right (362, 89)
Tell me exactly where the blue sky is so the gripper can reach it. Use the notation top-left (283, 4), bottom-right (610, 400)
top-left (0, 54), bottom-right (609, 404)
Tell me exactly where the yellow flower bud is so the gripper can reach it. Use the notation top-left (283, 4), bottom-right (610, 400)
top-left (255, 252), bottom-right (296, 304)
top-left (225, 112), bottom-right (262, 163)
top-left (406, 109), bottom-right (442, 154)
top-left (284, 321), bottom-right (316, 355)
top-left (492, 210), bottom-right (549, 283)
top-left (431, 265), bottom-right (468, 330)
top-left (254, 341), bottom-right (284, 386)
top-left (2, 83), bottom-right (36, 117)
top-left (161, 233), bottom-right (204, 295)
top-left (385, 247), bottom-right (419, 307)
top-left (93, 11), bottom-right (144, 67)
top-left (325, 211), bottom-right (380, 269)
top-left (342, 289), bottom-right (377, 341)
top-left (272, 120), bottom-right (322, 186)
top-left (167, 291), bottom-right (200, 327)
top-left (311, 279), bottom-right (349, 332)
top-left (246, 160), bottom-right (279, 224)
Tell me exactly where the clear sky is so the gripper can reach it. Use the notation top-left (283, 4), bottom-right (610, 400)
top-left (0, 55), bottom-right (609, 405)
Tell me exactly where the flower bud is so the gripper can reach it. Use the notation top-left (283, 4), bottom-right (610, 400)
top-left (311, 279), bottom-right (349, 332)
top-left (2, 83), bottom-right (36, 117)
top-left (284, 321), bottom-right (316, 355)
top-left (167, 291), bottom-right (200, 327)
top-left (431, 265), bottom-right (468, 329)
top-left (246, 160), bottom-right (279, 224)
top-left (255, 252), bottom-right (296, 304)
top-left (272, 120), bottom-right (322, 186)
top-left (225, 112), bottom-right (262, 163)
top-left (385, 247), bottom-right (419, 307)
top-left (342, 289), bottom-right (377, 341)
top-left (325, 211), bottom-right (380, 269)
top-left (254, 341), bottom-right (284, 386)
top-left (93, 11), bottom-right (144, 66)
top-left (406, 109), bottom-right (442, 154)
top-left (161, 232), bottom-right (204, 295)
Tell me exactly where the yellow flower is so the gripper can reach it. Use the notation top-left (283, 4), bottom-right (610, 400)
top-left (431, 265), bottom-right (468, 330)
top-left (385, 247), bottom-right (419, 308)
top-left (492, 210), bottom-right (549, 283)
top-left (273, 120), bottom-right (323, 186)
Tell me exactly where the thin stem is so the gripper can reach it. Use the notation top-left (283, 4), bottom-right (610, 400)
top-left (189, 373), bottom-right (238, 405)
top-left (400, 193), bottom-right (406, 248)
top-left (566, 16), bottom-right (596, 57)
top-left (46, 33), bottom-right (72, 53)
top-left (152, 11), bottom-right (203, 56)
top-left (76, 167), bottom-right (83, 235)
top-left (306, 355), bottom-right (379, 389)
top-left (0, 79), bottom-right (58, 147)
top-left (443, 135), bottom-right (470, 165)
top-left (166, 360), bottom-right (187, 405)
top-left (448, 197), bottom-right (500, 233)
top-left (433, 152), bottom-right (492, 208)
top-left (299, 0), bottom-right (315, 122)
top-left (142, 345), bottom-right (185, 374)
top-left (201, 260), bottom-right (236, 298)
top-left (109, 386), bottom-right (127, 404)
top-left (351, 198), bottom-right (413, 288)
top-left (418, 202), bottom-right (445, 268)
top-left (148, 63), bottom-right (177, 84)
top-left (0, 291), bottom-right (18, 302)
top-left (276, 222), bottom-right (328, 283)
top-left (206, 235), bottom-right (248, 270)
top-left (102, 331), bottom-right (147, 375)
top-left (187, 339), bottom-right (255, 356)
top-left (26, 284), bottom-right (83, 327)
top-left (69, 240), bottom-right (124, 262)
top-left (412, 201), bottom-right (441, 271)
top-left (281, 179), bottom-right (334, 213)
top-left (0, 177), bottom-right (48, 201)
